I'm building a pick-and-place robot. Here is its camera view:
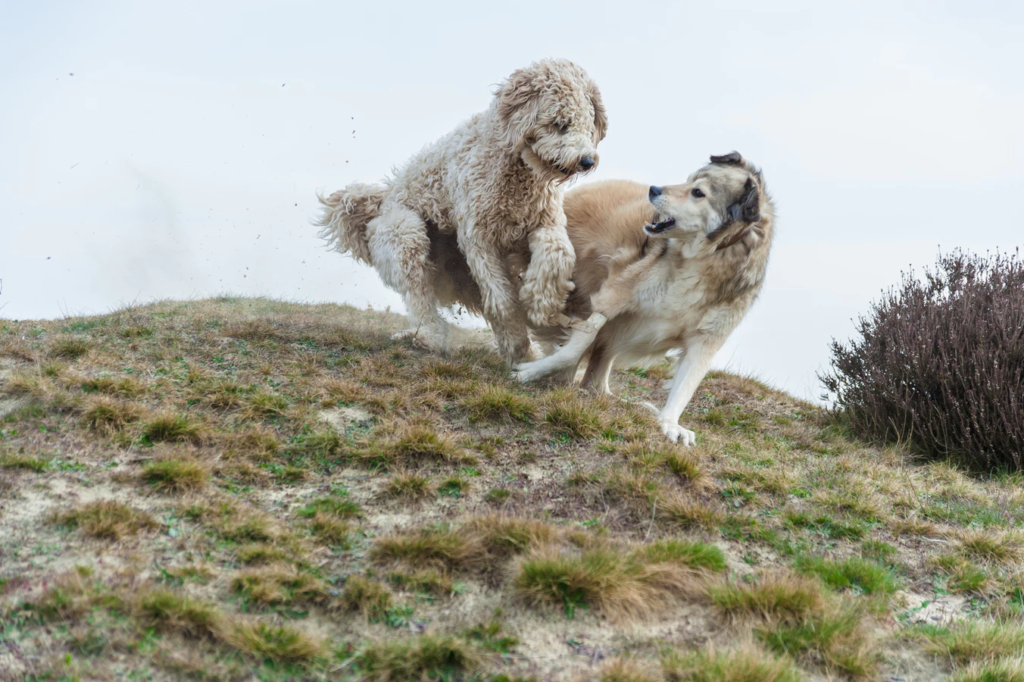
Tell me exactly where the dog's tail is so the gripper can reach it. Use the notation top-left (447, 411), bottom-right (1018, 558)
top-left (315, 183), bottom-right (387, 265)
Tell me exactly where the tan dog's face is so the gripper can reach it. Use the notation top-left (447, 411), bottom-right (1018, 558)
top-left (497, 59), bottom-right (607, 179)
top-left (645, 155), bottom-right (762, 240)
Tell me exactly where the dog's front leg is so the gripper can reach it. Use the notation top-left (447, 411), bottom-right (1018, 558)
top-left (519, 223), bottom-right (575, 328)
top-left (457, 224), bottom-right (532, 363)
top-left (645, 336), bottom-right (723, 446)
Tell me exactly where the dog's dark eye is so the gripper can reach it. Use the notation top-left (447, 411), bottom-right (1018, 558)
top-left (557, 121), bottom-right (571, 134)
top-left (691, 188), bottom-right (705, 198)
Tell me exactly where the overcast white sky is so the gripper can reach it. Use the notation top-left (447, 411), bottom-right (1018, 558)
top-left (2, 1), bottom-right (1022, 400)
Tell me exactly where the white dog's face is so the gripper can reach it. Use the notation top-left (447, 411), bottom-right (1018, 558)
top-left (496, 59), bottom-right (607, 180)
top-left (645, 158), bottom-right (762, 242)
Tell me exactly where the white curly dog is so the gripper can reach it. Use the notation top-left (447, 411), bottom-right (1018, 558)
top-left (316, 59), bottom-right (607, 363)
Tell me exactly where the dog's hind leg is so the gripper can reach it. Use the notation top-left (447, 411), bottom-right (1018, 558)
top-left (367, 204), bottom-right (450, 352)
top-left (580, 340), bottom-right (616, 395)
top-left (513, 313), bottom-right (607, 382)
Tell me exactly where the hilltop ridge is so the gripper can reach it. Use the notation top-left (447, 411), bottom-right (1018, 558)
top-left (1, 298), bottom-right (1023, 681)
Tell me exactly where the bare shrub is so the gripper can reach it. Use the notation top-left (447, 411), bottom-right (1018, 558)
top-left (821, 249), bottom-right (1024, 472)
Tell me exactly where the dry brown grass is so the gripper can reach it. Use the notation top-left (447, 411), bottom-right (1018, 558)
top-left (81, 396), bottom-right (143, 435)
top-left (598, 657), bottom-right (661, 682)
top-left (135, 588), bottom-right (223, 638)
top-left (957, 529), bottom-right (1022, 563)
top-left (707, 572), bottom-right (826, 623)
top-left (354, 634), bottom-right (485, 681)
top-left (339, 575), bottom-right (393, 621)
top-left (543, 388), bottom-right (606, 440)
top-left (461, 384), bottom-right (538, 423)
top-left (142, 453), bottom-right (209, 492)
top-left (371, 525), bottom-right (489, 574)
top-left (914, 621), bottom-right (1024, 667)
top-left (371, 515), bottom-right (557, 580)
top-left (309, 511), bottom-right (350, 547)
top-left (383, 471), bottom-right (434, 501)
top-left (661, 643), bottom-right (802, 682)
top-left (360, 423), bottom-right (468, 470)
top-left (50, 501), bottom-right (159, 540)
top-left (515, 540), bottom-right (704, 620)
top-left (224, 620), bottom-right (322, 663)
top-left (230, 564), bottom-right (327, 607)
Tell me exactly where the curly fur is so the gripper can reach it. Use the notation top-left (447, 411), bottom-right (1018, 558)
top-left (315, 58), bottom-right (606, 362)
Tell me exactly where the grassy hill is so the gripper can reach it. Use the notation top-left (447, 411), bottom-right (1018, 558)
top-left (1, 298), bottom-right (1023, 681)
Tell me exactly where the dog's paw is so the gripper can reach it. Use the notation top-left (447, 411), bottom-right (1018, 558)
top-left (512, 362), bottom-right (542, 383)
top-left (522, 291), bottom-right (573, 328)
top-left (519, 260), bottom-right (575, 327)
top-left (659, 420), bottom-right (696, 446)
top-left (392, 326), bottom-right (449, 353)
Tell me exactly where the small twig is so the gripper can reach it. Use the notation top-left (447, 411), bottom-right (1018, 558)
top-left (644, 499), bottom-right (657, 542)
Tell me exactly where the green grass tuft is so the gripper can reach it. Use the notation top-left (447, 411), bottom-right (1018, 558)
top-left (915, 622), bottom-right (1024, 667)
top-left (793, 555), bottom-right (899, 596)
top-left (641, 539), bottom-right (728, 573)
top-left (462, 385), bottom-right (537, 423)
top-left (136, 589), bottom-right (222, 638)
top-left (353, 634), bottom-right (483, 681)
top-left (708, 573), bottom-right (825, 623)
top-left (143, 412), bottom-right (204, 443)
top-left (384, 472), bottom-right (433, 501)
top-left (950, 659), bottom-right (1024, 682)
top-left (51, 500), bottom-right (159, 540)
top-left (543, 389), bottom-right (603, 440)
top-left (227, 621), bottom-right (321, 663)
top-left (142, 457), bottom-right (209, 492)
top-left (515, 543), bottom-right (698, 619)
top-left (0, 452), bottom-right (49, 472)
top-left (49, 336), bottom-right (91, 360)
top-left (340, 575), bottom-right (394, 622)
top-left (437, 476), bottom-right (471, 498)
top-left (661, 644), bottom-right (803, 682)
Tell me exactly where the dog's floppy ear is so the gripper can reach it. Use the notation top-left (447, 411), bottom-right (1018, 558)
top-left (497, 65), bottom-right (543, 149)
top-left (588, 78), bottom-right (608, 142)
top-left (711, 151), bottom-right (744, 166)
top-left (727, 177), bottom-right (761, 224)
top-left (741, 178), bottom-right (765, 223)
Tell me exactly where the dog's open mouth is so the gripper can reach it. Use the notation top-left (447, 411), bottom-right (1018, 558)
top-left (644, 217), bottom-right (676, 234)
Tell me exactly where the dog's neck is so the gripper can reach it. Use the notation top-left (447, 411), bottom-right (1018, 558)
top-left (664, 231), bottom-right (720, 260)
top-left (676, 222), bottom-right (758, 258)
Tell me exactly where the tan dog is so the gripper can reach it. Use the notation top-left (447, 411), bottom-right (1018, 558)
top-left (315, 59), bottom-right (607, 363)
top-left (513, 153), bottom-right (774, 444)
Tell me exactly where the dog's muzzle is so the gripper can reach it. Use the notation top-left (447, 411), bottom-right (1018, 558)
top-left (645, 187), bottom-right (675, 233)
top-left (644, 217), bottom-right (676, 234)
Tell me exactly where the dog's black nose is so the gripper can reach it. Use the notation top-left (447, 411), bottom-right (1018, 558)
top-left (580, 156), bottom-right (595, 171)
top-left (649, 185), bottom-right (663, 199)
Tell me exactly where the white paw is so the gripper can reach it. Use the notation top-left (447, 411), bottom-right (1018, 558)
top-left (659, 420), bottom-right (696, 446)
top-left (512, 362), bottom-right (543, 383)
